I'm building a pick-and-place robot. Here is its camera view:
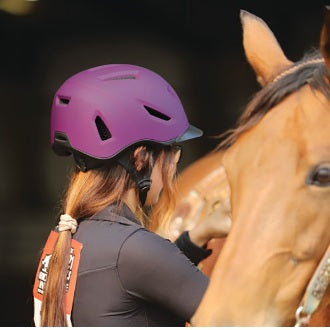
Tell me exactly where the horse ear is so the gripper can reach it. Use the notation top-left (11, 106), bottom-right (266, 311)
top-left (320, 6), bottom-right (330, 73)
top-left (240, 10), bottom-right (293, 86)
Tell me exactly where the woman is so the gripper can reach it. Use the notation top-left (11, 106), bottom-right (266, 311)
top-left (34, 64), bottom-right (231, 326)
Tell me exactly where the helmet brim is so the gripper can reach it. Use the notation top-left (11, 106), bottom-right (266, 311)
top-left (175, 124), bottom-right (203, 143)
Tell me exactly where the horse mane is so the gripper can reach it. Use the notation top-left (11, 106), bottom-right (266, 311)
top-left (216, 50), bottom-right (330, 150)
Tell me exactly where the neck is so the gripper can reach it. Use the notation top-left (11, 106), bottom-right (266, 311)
top-left (122, 188), bottom-right (139, 214)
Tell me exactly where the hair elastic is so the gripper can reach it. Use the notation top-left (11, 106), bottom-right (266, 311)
top-left (58, 214), bottom-right (78, 234)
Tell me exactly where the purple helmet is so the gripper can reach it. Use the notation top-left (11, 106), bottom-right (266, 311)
top-left (51, 64), bottom-right (202, 169)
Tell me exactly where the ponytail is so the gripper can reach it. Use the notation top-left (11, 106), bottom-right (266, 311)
top-left (40, 231), bottom-right (71, 326)
top-left (40, 164), bottom-right (132, 326)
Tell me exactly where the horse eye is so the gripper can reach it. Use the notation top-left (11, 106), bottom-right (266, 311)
top-left (307, 164), bottom-right (330, 187)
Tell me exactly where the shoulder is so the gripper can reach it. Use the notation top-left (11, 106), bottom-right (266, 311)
top-left (118, 228), bottom-right (189, 265)
top-left (122, 228), bottom-right (175, 250)
top-left (73, 218), bottom-right (143, 272)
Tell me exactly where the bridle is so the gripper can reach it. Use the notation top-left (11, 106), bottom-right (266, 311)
top-left (271, 58), bottom-right (325, 83)
top-left (295, 245), bottom-right (330, 326)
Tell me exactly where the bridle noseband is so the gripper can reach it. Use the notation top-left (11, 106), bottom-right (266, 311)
top-left (295, 245), bottom-right (330, 327)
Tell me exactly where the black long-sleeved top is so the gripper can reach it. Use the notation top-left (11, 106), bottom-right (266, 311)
top-left (71, 203), bottom-right (211, 326)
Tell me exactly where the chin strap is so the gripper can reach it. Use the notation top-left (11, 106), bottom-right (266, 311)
top-left (116, 147), bottom-right (161, 207)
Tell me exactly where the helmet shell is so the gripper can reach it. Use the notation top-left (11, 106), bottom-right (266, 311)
top-left (51, 64), bottom-right (202, 159)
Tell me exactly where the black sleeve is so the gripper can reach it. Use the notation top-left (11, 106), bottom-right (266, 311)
top-left (117, 229), bottom-right (209, 322)
top-left (175, 231), bottom-right (212, 266)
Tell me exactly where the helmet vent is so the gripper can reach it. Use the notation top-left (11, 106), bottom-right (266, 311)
top-left (59, 97), bottom-right (70, 105)
top-left (53, 132), bottom-right (72, 156)
top-left (108, 75), bottom-right (136, 80)
top-left (95, 116), bottom-right (112, 141)
top-left (98, 70), bottom-right (138, 81)
top-left (54, 132), bottom-right (68, 142)
top-left (144, 106), bottom-right (171, 121)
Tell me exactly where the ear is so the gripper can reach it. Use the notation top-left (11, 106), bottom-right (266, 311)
top-left (320, 6), bottom-right (330, 73)
top-left (240, 10), bottom-right (293, 86)
top-left (133, 146), bottom-right (148, 171)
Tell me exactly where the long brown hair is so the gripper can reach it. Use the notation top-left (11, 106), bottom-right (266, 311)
top-left (39, 145), bottom-right (178, 326)
top-left (149, 146), bottom-right (179, 232)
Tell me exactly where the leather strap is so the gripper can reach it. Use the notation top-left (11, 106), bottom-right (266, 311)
top-left (295, 244), bottom-right (330, 326)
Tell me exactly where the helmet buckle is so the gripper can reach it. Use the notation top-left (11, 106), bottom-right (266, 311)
top-left (137, 178), bottom-right (152, 192)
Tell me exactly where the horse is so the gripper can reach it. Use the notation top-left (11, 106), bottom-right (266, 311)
top-left (155, 150), bottom-right (230, 275)
top-left (162, 8), bottom-right (330, 326)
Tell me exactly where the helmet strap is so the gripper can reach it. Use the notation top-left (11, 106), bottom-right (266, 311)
top-left (116, 147), bottom-right (161, 207)
top-left (136, 176), bottom-right (152, 207)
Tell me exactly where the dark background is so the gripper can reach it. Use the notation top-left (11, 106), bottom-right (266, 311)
top-left (0, 0), bottom-right (326, 325)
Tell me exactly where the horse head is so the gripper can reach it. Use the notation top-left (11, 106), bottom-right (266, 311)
top-left (192, 7), bottom-right (330, 326)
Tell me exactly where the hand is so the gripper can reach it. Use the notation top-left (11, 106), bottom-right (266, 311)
top-left (189, 198), bottom-right (232, 247)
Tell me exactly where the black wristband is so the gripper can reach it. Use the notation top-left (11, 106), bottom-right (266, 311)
top-left (175, 231), bottom-right (212, 266)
